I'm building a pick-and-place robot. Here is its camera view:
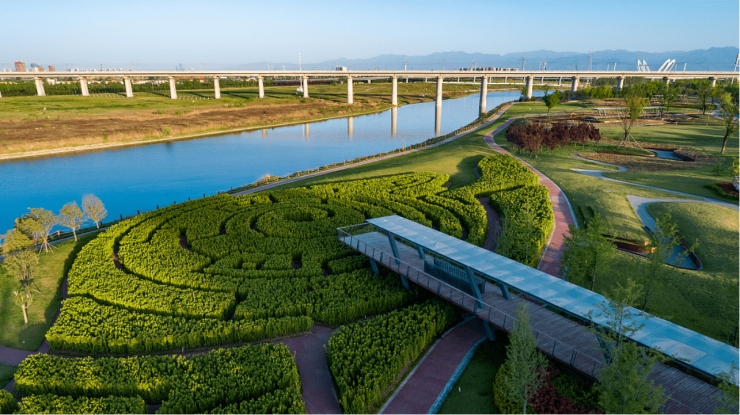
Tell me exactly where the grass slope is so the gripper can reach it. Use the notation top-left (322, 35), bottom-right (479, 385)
top-left (0, 233), bottom-right (96, 350)
top-left (0, 364), bottom-right (17, 387)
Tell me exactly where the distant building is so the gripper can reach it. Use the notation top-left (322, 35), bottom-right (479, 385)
top-left (48, 65), bottom-right (55, 72)
top-left (15, 61), bottom-right (27, 72)
top-left (336, 66), bottom-right (348, 72)
top-left (30, 63), bottom-right (39, 69)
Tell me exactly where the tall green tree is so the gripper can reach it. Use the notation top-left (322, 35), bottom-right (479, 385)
top-left (714, 363), bottom-right (739, 414)
top-left (497, 200), bottom-right (538, 266)
top-left (57, 202), bottom-right (85, 241)
top-left (501, 302), bottom-right (548, 414)
top-left (560, 214), bottom-right (616, 291)
top-left (658, 85), bottom-right (679, 114)
top-left (588, 280), bottom-right (670, 413)
top-left (637, 213), bottom-right (697, 312)
top-left (718, 94), bottom-right (739, 155)
top-left (543, 91), bottom-right (561, 116)
top-left (696, 80), bottom-right (712, 115)
top-left (81, 194), bottom-right (107, 229)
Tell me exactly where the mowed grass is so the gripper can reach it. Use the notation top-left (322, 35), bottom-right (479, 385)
top-left (597, 122), bottom-right (739, 202)
top-left (0, 82), bottom-right (484, 122)
top-left (0, 233), bottom-right (95, 350)
top-left (437, 338), bottom-right (507, 414)
top-left (0, 363), bottom-right (17, 387)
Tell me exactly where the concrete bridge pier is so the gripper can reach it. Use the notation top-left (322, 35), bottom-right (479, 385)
top-left (558, 77), bottom-right (562, 86)
top-left (258, 76), bottom-right (265, 98)
top-left (79, 77), bottom-right (89, 97)
top-left (391, 106), bottom-right (397, 137)
top-left (304, 123), bottom-right (309, 137)
top-left (570, 77), bottom-right (579, 94)
top-left (504, 76), bottom-right (507, 84)
top-left (34, 77), bottom-right (46, 97)
top-left (168, 77), bottom-right (177, 99)
top-left (391, 76), bottom-right (398, 106)
top-left (435, 105), bottom-right (441, 136)
top-left (479, 75), bottom-right (488, 115)
top-left (616, 76), bottom-right (624, 91)
top-left (525, 76), bottom-right (533, 99)
top-left (347, 75), bottom-right (353, 104)
top-left (348, 117), bottom-right (353, 138)
top-left (213, 76), bottom-right (221, 99)
top-left (123, 77), bottom-right (133, 98)
top-left (302, 76), bottom-right (309, 98)
top-left (435, 76), bottom-right (444, 108)
top-left (710, 77), bottom-right (716, 88)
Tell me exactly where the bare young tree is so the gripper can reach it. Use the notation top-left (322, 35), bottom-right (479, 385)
top-left (57, 202), bottom-right (85, 241)
top-left (2, 229), bottom-right (39, 291)
top-left (719, 94), bottom-right (739, 155)
top-left (81, 194), bottom-right (107, 229)
top-left (24, 208), bottom-right (58, 252)
top-left (13, 287), bottom-right (33, 324)
top-left (617, 87), bottom-right (647, 148)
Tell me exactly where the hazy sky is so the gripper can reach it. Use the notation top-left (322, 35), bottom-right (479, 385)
top-left (2, 0), bottom-right (738, 68)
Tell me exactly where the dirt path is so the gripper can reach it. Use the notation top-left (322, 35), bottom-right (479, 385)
top-left (380, 318), bottom-right (485, 414)
top-left (483, 121), bottom-right (577, 277)
top-left (276, 326), bottom-right (341, 414)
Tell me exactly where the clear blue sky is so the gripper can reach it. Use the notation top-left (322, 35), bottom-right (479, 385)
top-left (2, 0), bottom-right (738, 69)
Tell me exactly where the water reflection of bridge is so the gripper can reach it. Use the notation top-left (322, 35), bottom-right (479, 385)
top-left (339, 215), bottom-right (737, 414)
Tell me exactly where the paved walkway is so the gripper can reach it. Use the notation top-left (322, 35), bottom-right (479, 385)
top-left (277, 326), bottom-right (341, 414)
top-left (380, 318), bottom-right (485, 414)
top-left (483, 120), bottom-right (577, 278)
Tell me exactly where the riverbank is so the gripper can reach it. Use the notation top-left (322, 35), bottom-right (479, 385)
top-left (0, 84), bottom-right (520, 162)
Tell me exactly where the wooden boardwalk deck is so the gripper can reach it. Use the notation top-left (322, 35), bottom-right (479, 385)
top-left (341, 232), bottom-right (724, 414)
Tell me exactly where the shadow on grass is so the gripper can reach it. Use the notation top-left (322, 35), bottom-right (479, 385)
top-left (449, 155), bottom-right (486, 190)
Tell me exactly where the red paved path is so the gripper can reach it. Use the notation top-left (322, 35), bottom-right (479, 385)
top-left (381, 318), bottom-right (485, 414)
top-left (483, 121), bottom-right (577, 277)
top-left (277, 326), bottom-right (341, 414)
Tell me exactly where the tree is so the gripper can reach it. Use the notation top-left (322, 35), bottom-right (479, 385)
top-left (696, 80), bottom-right (712, 115)
top-left (658, 85), bottom-right (679, 114)
top-left (588, 280), bottom-right (670, 413)
top-left (1, 229), bottom-right (39, 290)
top-left (497, 200), bottom-right (539, 266)
top-left (617, 86), bottom-right (647, 147)
top-left (57, 202), bottom-right (85, 241)
top-left (13, 287), bottom-right (33, 324)
top-left (560, 214), bottom-right (616, 291)
top-left (81, 194), bottom-right (107, 229)
top-left (24, 208), bottom-right (57, 252)
top-left (542, 91), bottom-right (561, 116)
top-left (719, 94), bottom-right (739, 155)
top-left (501, 302), bottom-right (548, 414)
top-left (637, 213), bottom-right (696, 312)
top-left (714, 362), bottom-right (739, 414)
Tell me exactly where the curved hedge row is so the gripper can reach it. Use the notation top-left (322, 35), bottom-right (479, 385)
top-left (326, 301), bottom-right (457, 414)
top-left (16, 395), bottom-right (147, 414)
top-left (15, 344), bottom-right (305, 414)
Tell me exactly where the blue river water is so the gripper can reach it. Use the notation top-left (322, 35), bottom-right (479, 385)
top-left (0, 90), bottom-right (544, 231)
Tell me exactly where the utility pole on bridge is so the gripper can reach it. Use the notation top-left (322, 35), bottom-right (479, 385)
top-left (521, 57), bottom-right (526, 71)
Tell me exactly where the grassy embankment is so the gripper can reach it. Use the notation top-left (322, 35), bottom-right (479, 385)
top-left (0, 233), bottom-right (95, 350)
top-left (0, 82), bottom-right (489, 157)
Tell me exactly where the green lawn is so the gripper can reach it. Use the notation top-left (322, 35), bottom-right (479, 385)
top-left (0, 364), bottom-right (17, 387)
top-left (0, 233), bottom-right (96, 350)
top-left (438, 338), bottom-right (507, 414)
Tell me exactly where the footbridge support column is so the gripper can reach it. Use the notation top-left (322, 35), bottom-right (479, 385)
top-left (79, 77), bottom-right (89, 97)
top-left (302, 76), bottom-right (309, 99)
top-left (213, 76), bottom-right (221, 99)
top-left (34, 77), bottom-right (46, 97)
top-left (391, 75), bottom-right (398, 106)
top-left (347, 75), bottom-right (353, 104)
top-left (123, 77), bottom-right (133, 98)
top-left (464, 266), bottom-right (495, 341)
top-left (168, 77), bottom-right (177, 100)
top-left (526, 76), bottom-right (533, 99)
top-left (571, 77), bottom-right (579, 94)
top-left (616, 76), bottom-right (624, 91)
top-left (479, 75), bottom-right (488, 115)
top-left (258, 76), bottom-right (265, 98)
top-left (435, 75), bottom-right (444, 108)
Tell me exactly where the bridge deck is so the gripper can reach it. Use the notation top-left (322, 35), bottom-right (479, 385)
top-left (341, 232), bottom-right (724, 414)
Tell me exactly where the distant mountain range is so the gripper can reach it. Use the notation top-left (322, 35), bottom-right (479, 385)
top-left (234, 47), bottom-right (739, 72)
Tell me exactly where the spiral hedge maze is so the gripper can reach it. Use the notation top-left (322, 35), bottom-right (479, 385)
top-left (18, 153), bottom-right (553, 414)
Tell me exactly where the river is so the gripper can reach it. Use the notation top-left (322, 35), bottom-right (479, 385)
top-left (0, 89), bottom-right (544, 231)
